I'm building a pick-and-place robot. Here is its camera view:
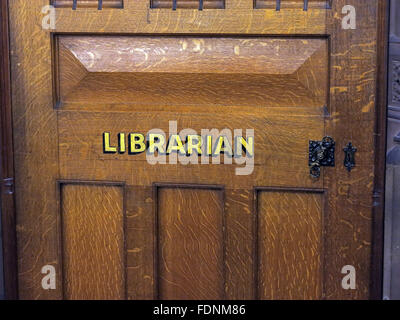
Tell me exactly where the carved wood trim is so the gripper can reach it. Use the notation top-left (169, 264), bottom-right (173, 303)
top-left (151, 0), bottom-right (224, 9)
top-left (52, 0), bottom-right (124, 9)
top-left (254, 0), bottom-right (331, 10)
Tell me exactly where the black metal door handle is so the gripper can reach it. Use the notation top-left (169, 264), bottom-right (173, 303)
top-left (309, 136), bottom-right (336, 178)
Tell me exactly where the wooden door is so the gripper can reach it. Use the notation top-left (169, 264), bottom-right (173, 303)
top-left (6, 0), bottom-right (384, 300)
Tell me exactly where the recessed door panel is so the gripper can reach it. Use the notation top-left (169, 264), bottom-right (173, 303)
top-left (60, 183), bottom-right (125, 300)
top-left (156, 186), bottom-right (225, 300)
top-left (256, 189), bottom-right (324, 300)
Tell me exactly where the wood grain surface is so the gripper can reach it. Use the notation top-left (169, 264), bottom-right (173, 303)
top-left (61, 183), bottom-right (125, 299)
top-left (10, 0), bottom-right (62, 300)
top-left (52, 1), bottom-right (328, 34)
top-left (57, 36), bottom-right (327, 107)
top-left (6, 0), bottom-right (385, 300)
top-left (257, 190), bottom-right (323, 300)
top-left (322, 0), bottom-right (379, 299)
top-left (57, 109), bottom-right (325, 188)
top-left (58, 37), bottom-right (325, 74)
top-left (156, 186), bottom-right (225, 299)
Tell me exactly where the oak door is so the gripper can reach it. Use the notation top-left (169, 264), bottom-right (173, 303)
top-left (8, 0), bottom-right (381, 299)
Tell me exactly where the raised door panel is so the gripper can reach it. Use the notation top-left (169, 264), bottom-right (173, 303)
top-left (56, 35), bottom-right (328, 191)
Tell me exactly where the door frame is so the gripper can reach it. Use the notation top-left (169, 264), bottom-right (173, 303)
top-left (0, 0), bottom-right (18, 300)
top-left (0, 0), bottom-right (389, 300)
top-left (371, 0), bottom-right (390, 300)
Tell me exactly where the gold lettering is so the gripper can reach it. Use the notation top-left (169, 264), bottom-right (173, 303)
top-left (148, 133), bottom-right (166, 154)
top-left (118, 133), bottom-right (126, 153)
top-left (206, 135), bottom-right (213, 156)
top-left (235, 136), bottom-right (254, 157)
top-left (187, 135), bottom-right (203, 155)
top-left (214, 136), bottom-right (233, 157)
top-left (129, 133), bottom-right (146, 154)
top-left (103, 132), bottom-right (117, 154)
top-left (167, 135), bottom-right (185, 155)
